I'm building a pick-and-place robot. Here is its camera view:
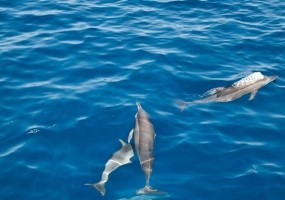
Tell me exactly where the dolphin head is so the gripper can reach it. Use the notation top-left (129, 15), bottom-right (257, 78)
top-left (135, 102), bottom-right (149, 120)
top-left (263, 75), bottom-right (278, 85)
top-left (267, 75), bottom-right (278, 82)
top-left (136, 101), bottom-right (142, 110)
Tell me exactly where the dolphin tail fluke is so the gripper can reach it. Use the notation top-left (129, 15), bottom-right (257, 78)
top-left (175, 99), bottom-right (191, 111)
top-left (136, 185), bottom-right (166, 195)
top-left (94, 182), bottom-right (106, 196)
top-left (85, 182), bottom-right (106, 196)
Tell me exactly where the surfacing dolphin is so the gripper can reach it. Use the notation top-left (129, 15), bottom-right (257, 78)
top-left (134, 102), bottom-right (164, 195)
top-left (85, 129), bottom-right (134, 196)
top-left (177, 72), bottom-right (278, 110)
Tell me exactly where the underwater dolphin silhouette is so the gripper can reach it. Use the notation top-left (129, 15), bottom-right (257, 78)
top-left (85, 129), bottom-right (134, 196)
top-left (177, 72), bottom-right (278, 110)
top-left (134, 102), bottom-right (164, 195)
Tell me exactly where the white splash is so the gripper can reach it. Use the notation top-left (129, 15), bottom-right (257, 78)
top-left (27, 128), bottom-right (40, 134)
top-left (232, 72), bottom-right (264, 88)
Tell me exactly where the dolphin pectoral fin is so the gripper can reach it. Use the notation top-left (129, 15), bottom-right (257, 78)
top-left (136, 185), bottom-right (166, 195)
top-left (249, 90), bottom-right (258, 101)
top-left (127, 129), bottom-right (134, 143)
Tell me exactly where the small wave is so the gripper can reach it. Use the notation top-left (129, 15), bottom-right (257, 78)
top-left (234, 141), bottom-right (264, 147)
top-left (0, 142), bottom-right (25, 158)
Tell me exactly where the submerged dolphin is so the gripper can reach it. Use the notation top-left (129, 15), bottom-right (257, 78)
top-left (85, 129), bottom-right (134, 196)
top-left (177, 72), bottom-right (278, 110)
top-left (134, 102), bottom-right (163, 195)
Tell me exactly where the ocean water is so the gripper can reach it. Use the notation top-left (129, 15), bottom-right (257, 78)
top-left (1, 0), bottom-right (285, 199)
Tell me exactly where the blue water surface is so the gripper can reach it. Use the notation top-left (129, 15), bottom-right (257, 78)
top-left (1, 0), bottom-right (285, 199)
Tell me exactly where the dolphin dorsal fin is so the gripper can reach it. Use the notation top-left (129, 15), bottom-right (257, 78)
top-left (202, 87), bottom-right (224, 97)
top-left (127, 129), bottom-right (134, 144)
top-left (119, 139), bottom-right (127, 146)
top-left (249, 90), bottom-right (258, 101)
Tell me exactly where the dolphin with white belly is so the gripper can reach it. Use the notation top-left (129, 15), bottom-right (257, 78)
top-left (134, 102), bottom-right (163, 195)
top-left (85, 129), bottom-right (134, 196)
top-left (177, 72), bottom-right (278, 110)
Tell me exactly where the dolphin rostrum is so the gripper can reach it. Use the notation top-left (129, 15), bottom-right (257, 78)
top-left (177, 72), bottom-right (278, 110)
top-left (85, 129), bottom-right (134, 196)
top-left (134, 102), bottom-right (163, 195)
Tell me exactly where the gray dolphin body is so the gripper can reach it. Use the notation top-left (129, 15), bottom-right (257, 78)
top-left (134, 102), bottom-right (163, 195)
top-left (86, 130), bottom-right (134, 196)
top-left (177, 72), bottom-right (277, 110)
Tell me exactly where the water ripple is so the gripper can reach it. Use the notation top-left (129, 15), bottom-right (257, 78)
top-left (0, 142), bottom-right (25, 158)
top-left (1, 0), bottom-right (285, 199)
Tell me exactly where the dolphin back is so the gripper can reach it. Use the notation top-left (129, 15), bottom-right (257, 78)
top-left (232, 72), bottom-right (264, 88)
